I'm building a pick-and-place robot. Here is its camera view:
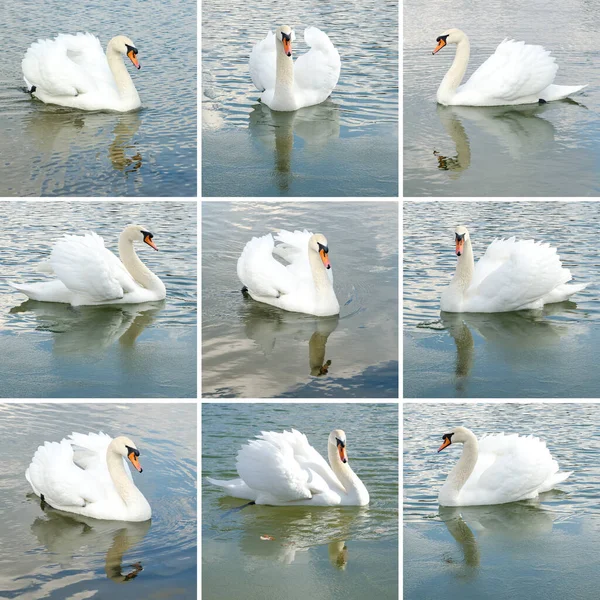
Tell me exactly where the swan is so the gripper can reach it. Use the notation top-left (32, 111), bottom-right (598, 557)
top-left (22, 33), bottom-right (141, 112)
top-left (26, 432), bottom-right (152, 521)
top-left (440, 226), bottom-right (587, 313)
top-left (437, 426), bottom-right (571, 506)
top-left (9, 224), bottom-right (166, 306)
top-left (237, 229), bottom-right (340, 317)
top-left (432, 29), bottom-right (587, 106)
top-left (207, 429), bottom-right (369, 506)
top-left (250, 25), bottom-right (341, 111)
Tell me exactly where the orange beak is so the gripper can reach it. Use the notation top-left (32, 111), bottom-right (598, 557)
top-left (438, 438), bottom-right (452, 453)
top-left (432, 39), bottom-right (446, 54)
top-left (337, 441), bottom-right (347, 463)
top-left (127, 49), bottom-right (141, 69)
top-left (455, 239), bottom-right (464, 256)
top-left (319, 248), bottom-right (331, 269)
top-left (128, 451), bottom-right (143, 472)
top-left (144, 234), bottom-right (158, 251)
top-left (283, 38), bottom-right (292, 56)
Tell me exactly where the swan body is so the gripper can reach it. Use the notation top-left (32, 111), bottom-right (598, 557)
top-left (250, 25), bottom-right (341, 111)
top-left (22, 33), bottom-right (141, 112)
top-left (10, 224), bottom-right (166, 306)
top-left (237, 229), bottom-right (340, 317)
top-left (207, 429), bottom-right (369, 506)
top-left (440, 226), bottom-right (587, 313)
top-left (433, 29), bottom-right (587, 106)
top-left (437, 426), bottom-right (571, 506)
top-left (26, 432), bottom-right (152, 521)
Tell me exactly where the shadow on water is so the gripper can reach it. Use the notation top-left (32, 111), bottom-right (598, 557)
top-left (248, 100), bottom-right (340, 194)
top-left (9, 300), bottom-right (165, 355)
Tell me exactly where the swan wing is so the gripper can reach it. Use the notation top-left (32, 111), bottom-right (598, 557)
top-left (294, 27), bottom-right (341, 103)
top-left (461, 39), bottom-right (558, 102)
top-left (50, 232), bottom-right (138, 302)
top-left (22, 32), bottom-right (116, 96)
top-left (250, 31), bottom-right (276, 92)
top-left (274, 229), bottom-right (333, 284)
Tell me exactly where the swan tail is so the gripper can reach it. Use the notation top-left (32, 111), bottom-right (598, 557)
top-left (543, 282), bottom-right (588, 304)
top-left (540, 84), bottom-right (587, 102)
top-left (539, 470), bottom-right (572, 493)
top-left (206, 476), bottom-right (257, 500)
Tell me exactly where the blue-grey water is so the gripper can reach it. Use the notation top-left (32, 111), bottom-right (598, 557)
top-left (0, 403), bottom-right (196, 599)
top-left (202, 201), bottom-right (398, 398)
top-left (0, 201), bottom-right (197, 398)
top-left (203, 402), bottom-right (398, 600)
top-left (202, 0), bottom-right (398, 197)
top-left (404, 0), bottom-right (600, 196)
top-left (0, 0), bottom-right (196, 196)
top-left (404, 201), bottom-right (598, 398)
top-left (404, 402), bottom-right (600, 600)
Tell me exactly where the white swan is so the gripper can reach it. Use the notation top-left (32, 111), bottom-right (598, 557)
top-left (237, 229), bottom-right (340, 317)
top-left (437, 426), bottom-right (571, 506)
top-left (26, 432), bottom-right (152, 521)
top-left (10, 224), bottom-right (166, 306)
top-left (250, 25), bottom-right (341, 111)
top-left (440, 226), bottom-right (587, 313)
top-left (22, 33), bottom-right (141, 112)
top-left (207, 429), bottom-right (369, 506)
top-left (432, 29), bottom-right (587, 106)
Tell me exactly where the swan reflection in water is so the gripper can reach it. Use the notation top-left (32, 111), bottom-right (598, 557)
top-left (438, 501), bottom-right (557, 578)
top-left (433, 103), bottom-right (556, 177)
top-left (28, 501), bottom-right (151, 583)
top-left (10, 300), bottom-right (164, 355)
top-left (440, 302), bottom-right (581, 394)
top-left (239, 299), bottom-right (339, 376)
top-left (248, 100), bottom-right (340, 193)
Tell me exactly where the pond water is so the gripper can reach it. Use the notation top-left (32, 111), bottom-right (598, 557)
top-left (403, 201), bottom-right (599, 398)
top-left (404, 402), bottom-right (600, 600)
top-left (0, 0), bottom-right (196, 197)
top-left (404, 0), bottom-right (600, 197)
top-left (0, 201), bottom-right (197, 398)
top-left (202, 201), bottom-right (398, 398)
top-left (203, 402), bottom-right (398, 600)
top-left (202, 0), bottom-right (398, 197)
top-left (0, 402), bottom-right (196, 599)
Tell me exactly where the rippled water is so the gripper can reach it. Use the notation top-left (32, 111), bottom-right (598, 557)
top-left (202, 0), bottom-right (398, 196)
top-left (404, 0), bottom-right (600, 196)
top-left (0, 403), bottom-right (196, 599)
top-left (202, 201), bottom-right (398, 398)
top-left (203, 402), bottom-right (398, 600)
top-left (404, 402), bottom-right (600, 600)
top-left (0, 0), bottom-right (196, 196)
top-left (0, 201), bottom-right (197, 398)
top-left (403, 201), bottom-right (599, 398)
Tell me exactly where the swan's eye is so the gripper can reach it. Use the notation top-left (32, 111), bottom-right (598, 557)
top-left (317, 242), bottom-right (329, 254)
top-left (126, 445), bottom-right (140, 457)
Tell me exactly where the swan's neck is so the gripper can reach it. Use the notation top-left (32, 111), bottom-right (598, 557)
top-left (437, 37), bottom-right (470, 104)
top-left (449, 239), bottom-right (475, 294)
top-left (308, 250), bottom-right (333, 294)
top-left (118, 235), bottom-right (165, 294)
top-left (106, 450), bottom-right (145, 507)
top-left (274, 42), bottom-right (294, 97)
top-left (443, 435), bottom-right (478, 502)
top-left (328, 444), bottom-right (369, 503)
top-left (107, 48), bottom-right (140, 103)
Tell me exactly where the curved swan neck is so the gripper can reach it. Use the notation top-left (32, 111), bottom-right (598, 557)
top-left (437, 35), bottom-right (470, 104)
top-left (106, 448), bottom-right (143, 506)
top-left (118, 234), bottom-right (164, 293)
top-left (308, 249), bottom-right (332, 292)
top-left (450, 238), bottom-right (475, 292)
top-left (274, 41), bottom-right (294, 95)
top-left (106, 45), bottom-right (139, 103)
top-left (328, 444), bottom-right (369, 502)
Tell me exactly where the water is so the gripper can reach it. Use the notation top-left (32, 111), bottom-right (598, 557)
top-left (202, 201), bottom-right (398, 398)
top-left (404, 402), bottom-right (600, 600)
top-left (202, 0), bottom-right (398, 197)
top-left (0, 0), bottom-right (196, 197)
top-left (403, 201), bottom-right (599, 398)
top-left (404, 0), bottom-right (600, 196)
top-left (0, 403), bottom-right (196, 599)
top-left (202, 402), bottom-right (398, 600)
top-left (0, 201), bottom-right (197, 398)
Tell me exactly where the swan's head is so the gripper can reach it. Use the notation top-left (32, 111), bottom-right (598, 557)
top-left (328, 429), bottom-right (348, 464)
top-left (123, 224), bottom-right (159, 251)
top-left (437, 426), bottom-right (472, 452)
top-left (276, 26), bottom-right (296, 57)
top-left (109, 35), bottom-right (141, 69)
top-left (432, 28), bottom-right (465, 54)
top-left (454, 225), bottom-right (470, 257)
top-left (112, 435), bottom-right (144, 473)
top-left (309, 233), bottom-right (331, 270)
